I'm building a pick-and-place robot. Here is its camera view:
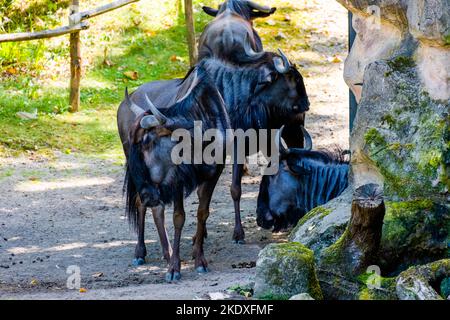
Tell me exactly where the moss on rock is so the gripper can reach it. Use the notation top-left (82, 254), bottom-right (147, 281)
top-left (379, 200), bottom-right (449, 275)
top-left (254, 242), bottom-right (323, 300)
top-left (396, 259), bottom-right (450, 300)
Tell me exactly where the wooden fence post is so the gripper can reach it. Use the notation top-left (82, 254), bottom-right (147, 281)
top-left (69, 0), bottom-right (81, 112)
top-left (184, 0), bottom-right (197, 67)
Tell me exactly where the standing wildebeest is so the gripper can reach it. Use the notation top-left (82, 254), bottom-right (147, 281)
top-left (118, 47), bottom-right (310, 243)
top-left (199, 0), bottom-right (276, 63)
top-left (256, 126), bottom-right (349, 232)
top-left (119, 66), bottom-right (230, 281)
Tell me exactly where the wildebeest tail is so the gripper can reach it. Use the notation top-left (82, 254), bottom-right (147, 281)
top-left (124, 164), bottom-right (139, 232)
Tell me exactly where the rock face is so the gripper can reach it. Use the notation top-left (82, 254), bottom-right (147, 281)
top-left (254, 243), bottom-right (323, 300)
top-left (396, 259), bottom-right (450, 300)
top-left (289, 187), bottom-right (352, 254)
top-left (285, 0), bottom-right (449, 300)
top-left (343, 0), bottom-right (450, 275)
top-left (289, 293), bottom-right (315, 300)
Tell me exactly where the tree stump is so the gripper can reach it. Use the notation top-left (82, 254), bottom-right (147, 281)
top-left (318, 183), bottom-right (386, 299)
top-left (347, 183), bottom-right (385, 272)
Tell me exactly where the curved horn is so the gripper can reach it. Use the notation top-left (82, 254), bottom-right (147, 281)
top-left (273, 49), bottom-right (291, 74)
top-left (244, 33), bottom-right (265, 59)
top-left (140, 115), bottom-right (160, 129)
top-left (175, 69), bottom-right (199, 103)
top-left (300, 126), bottom-right (313, 151)
top-left (144, 94), bottom-right (167, 124)
top-left (275, 126), bottom-right (289, 155)
top-left (125, 87), bottom-right (146, 116)
top-left (202, 6), bottom-right (219, 17)
top-left (247, 1), bottom-right (272, 13)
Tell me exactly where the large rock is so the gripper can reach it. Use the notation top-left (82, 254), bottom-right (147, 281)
top-left (380, 200), bottom-right (449, 275)
top-left (289, 187), bottom-right (352, 254)
top-left (396, 259), bottom-right (450, 300)
top-left (254, 243), bottom-right (323, 300)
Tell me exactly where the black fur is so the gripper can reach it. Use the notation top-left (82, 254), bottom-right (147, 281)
top-left (124, 66), bottom-right (229, 231)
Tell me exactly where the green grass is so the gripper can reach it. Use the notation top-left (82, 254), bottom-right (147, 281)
top-left (0, 0), bottom-right (322, 160)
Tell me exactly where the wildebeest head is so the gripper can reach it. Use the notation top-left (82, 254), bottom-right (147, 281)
top-left (200, 45), bottom-right (310, 130)
top-left (203, 0), bottom-right (276, 20)
top-left (125, 89), bottom-right (184, 209)
top-left (124, 68), bottom-right (229, 227)
top-left (256, 48), bottom-right (310, 118)
top-left (256, 126), bottom-right (349, 232)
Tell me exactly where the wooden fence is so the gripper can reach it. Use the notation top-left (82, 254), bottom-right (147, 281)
top-left (0, 0), bottom-right (198, 112)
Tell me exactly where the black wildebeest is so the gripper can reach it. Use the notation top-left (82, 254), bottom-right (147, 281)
top-left (118, 66), bottom-right (230, 281)
top-left (118, 46), bottom-right (310, 243)
top-left (256, 126), bottom-right (349, 232)
top-left (199, 0), bottom-right (276, 63)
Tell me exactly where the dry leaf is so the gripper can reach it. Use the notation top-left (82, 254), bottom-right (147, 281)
top-left (331, 56), bottom-right (342, 63)
top-left (123, 71), bottom-right (138, 80)
top-left (79, 287), bottom-right (87, 293)
top-left (30, 279), bottom-right (39, 286)
top-left (6, 67), bottom-right (17, 75)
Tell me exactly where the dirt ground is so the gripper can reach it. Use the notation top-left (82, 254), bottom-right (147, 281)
top-left (0, 0), bottom-right (349, 299)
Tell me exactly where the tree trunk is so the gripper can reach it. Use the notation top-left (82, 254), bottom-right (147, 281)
top-left (69, 0), bottom-right (81, 113)
top-left (184, 0), bottom-right (198, 67)
top-left (348, 183), bottom-right (385, 271)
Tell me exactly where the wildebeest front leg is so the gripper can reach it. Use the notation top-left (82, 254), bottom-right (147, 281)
top-left (193, 165), bottom-right (224, 273)
top-left (133, 196), bottom-right (147, 266)
top-left (231, 162), bottom-right (245, 243)
top-left (151, 205), bottom-right (171, 263)
top-left (165, 190), bottom-right (185, 282)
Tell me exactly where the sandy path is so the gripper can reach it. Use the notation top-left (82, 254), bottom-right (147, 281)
top-left (0, 0), bottom-right (348, 300)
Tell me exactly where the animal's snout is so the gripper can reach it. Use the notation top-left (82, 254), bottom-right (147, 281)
top-left (292, 98), bottom-right (309, 113)
top-left (140, 188), bottom-right (160, 208)
top-left (256, 210), bottom-right (275, 229)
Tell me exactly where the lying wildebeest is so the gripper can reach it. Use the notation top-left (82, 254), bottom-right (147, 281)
top-left (199, 0), bottom-right (276, 63)
top-left (118, 45), bottom-right (310, 244)
top-left (256, 126), bottom-right (349, 232)
top-left (118, 66), bottom-right (230, 281)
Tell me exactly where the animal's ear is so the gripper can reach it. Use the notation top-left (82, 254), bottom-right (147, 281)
top-left (129, 118), bottom-right (146, 145)
top-left (202, 6), bottom-right (219, 16)
top-left (254, 68), bottom-right (275, 93)
top-left (285, 158), bottom-right (311, 176)
top-left (250, 7), bottom-right (276, 19)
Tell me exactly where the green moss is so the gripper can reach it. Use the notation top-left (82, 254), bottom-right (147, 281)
top-left (357, 273), bottom-right (397, 300)
top-left (443, 32), bottom-right (450, 46)
top-left (380, 201), bottom-right (449, 274)
top-left (292, 206), bottom-right (332, 232)
top-left (363, 91), bottom-right (448, 199)
top-left (257, 243), bottom-right (323, 300)
top-left (319, 229), bottom-right (349, 268)
top-left (387, 55), bottom-right (415, 72)
top-left (364, 128), bottom-right (386, 146)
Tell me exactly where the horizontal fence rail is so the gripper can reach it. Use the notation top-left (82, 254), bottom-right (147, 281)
top-left (0, 0), bottom-right (140, 112)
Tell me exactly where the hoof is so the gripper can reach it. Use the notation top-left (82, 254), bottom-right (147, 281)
top-left (233, 239), bottom-right (246, 245)
top-left (165, 271), bottom-right (181, 282)
top-left (196, 266), bottom-right (209, 274)
top-left (132, 258), bottom-right (145, 266)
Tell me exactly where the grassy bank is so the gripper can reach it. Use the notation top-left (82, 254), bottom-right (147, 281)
top-left (0, 0), bottom-right (320, 160)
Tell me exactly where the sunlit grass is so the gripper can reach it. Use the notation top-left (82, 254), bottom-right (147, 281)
top-left (0, 0), bottom-right (335, 159)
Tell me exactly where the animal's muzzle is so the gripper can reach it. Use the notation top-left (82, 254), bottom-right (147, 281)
top-left (256, 210), bottom-right (275, 229)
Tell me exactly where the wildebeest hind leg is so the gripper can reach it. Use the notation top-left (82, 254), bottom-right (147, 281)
top-left (133, 198), bottom-right (147, 266)
top-left (151, 205), bottom-right (171, 263)
top-left (165, 190), bottom-right (185, 282)
top-left (231, 163), bottom-right (245, 243)
top-left (193, 165), bottom-right (223, 273)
